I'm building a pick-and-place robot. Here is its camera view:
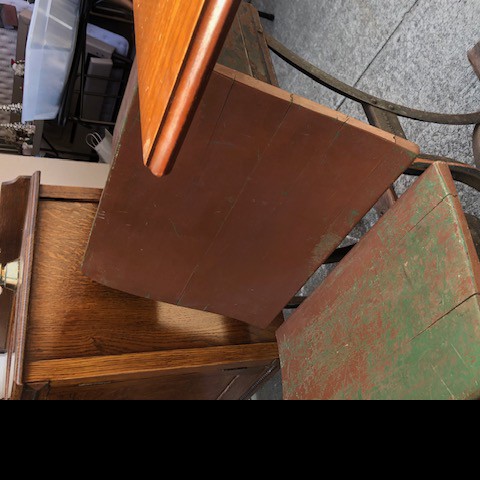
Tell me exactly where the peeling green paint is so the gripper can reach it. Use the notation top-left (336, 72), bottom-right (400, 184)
top-left (278, 165), bottom-right (480, 401)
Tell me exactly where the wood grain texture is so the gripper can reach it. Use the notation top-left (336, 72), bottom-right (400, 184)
top-left (134, 0), bottom-right (241, 175)
top-left (218, 2), bottom-right (278, 85)
top-left (25, 343), bottom-right (279, 386)
top-left (39, 185), bottom-right (103, 203)
top-left (277, 163), bottom-right (480, 400)
top-left (26, 200), bottom-right (278, 363)
top-left (84, 64), bottom-right (418, 328)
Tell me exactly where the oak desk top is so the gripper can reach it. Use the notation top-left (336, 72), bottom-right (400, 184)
top-left (134, 0), bottom-right (241, 176)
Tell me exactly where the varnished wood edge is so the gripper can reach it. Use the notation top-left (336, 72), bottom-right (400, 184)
top-left (40, 185), bottom-right (103, 203)
top-left (213, 63), bottom-right (420, 158)
top-left (7, 172), bottom-right (40, 399)
top-left (147, 0), bottom-right (242, 176)
top-left (1, 175), bottom-right (35, 190)
top-left (25, 342), bottom-right (279, 386)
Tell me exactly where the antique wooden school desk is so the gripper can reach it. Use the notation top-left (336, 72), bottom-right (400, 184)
top-left (0, 3), bottom-right (283, 401)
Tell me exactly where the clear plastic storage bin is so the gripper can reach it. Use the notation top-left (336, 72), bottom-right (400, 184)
top-left (22, 0), bottom-right (80, 122)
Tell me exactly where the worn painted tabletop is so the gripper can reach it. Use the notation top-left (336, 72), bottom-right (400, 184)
top-left (277, 163), bottom-right (480, 400)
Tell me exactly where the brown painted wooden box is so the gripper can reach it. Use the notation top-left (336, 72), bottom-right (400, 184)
top-left (83, 65), bottom-right (419, 330)
top-left (277, 163), bottom-right (480, 400)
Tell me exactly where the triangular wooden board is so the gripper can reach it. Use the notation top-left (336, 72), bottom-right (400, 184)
top-left (83, 65), bottom-right (418, 328)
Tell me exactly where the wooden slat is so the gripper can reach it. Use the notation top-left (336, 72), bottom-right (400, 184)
top-left (219, 9), bottom-right (251, 77)
top-left (39, 185), bottom-right (103, 203)
top-left (41, 373), bottom-right (238, 401)
top-left (356, 297), bottom-right (480, 400)
top-left (35, 369), bottom-right (271, 401)
top-left (25, 343), bottom-right (279, 386)
top-left (216, 364), bottom-right (275, 400)
top-left (134, 0), bottom-right (241, 176)
top-left (84, 65), bottom-right (418, 329)
top-left (277, 163), bottom-right (480, 400)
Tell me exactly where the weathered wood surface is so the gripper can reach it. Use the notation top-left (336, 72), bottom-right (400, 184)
top-left (218, 2), bottom-right (278, 85)
top-left (277, 163), bottom-right (480, 400)
top-left (84, 63), bottom-right (418, 329)
top-left (134, 0), bottom-right (241, 176)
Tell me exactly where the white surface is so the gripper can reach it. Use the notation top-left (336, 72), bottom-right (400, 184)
top-left (87, 23), bottom-right (129, 57)
top-left (0, 154), bottom-right (110, 188)
top-left (22, 0), bottom-right (81, 121)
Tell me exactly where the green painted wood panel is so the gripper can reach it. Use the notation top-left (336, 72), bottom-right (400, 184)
top-left (277, 163), bottom-right (480, 400)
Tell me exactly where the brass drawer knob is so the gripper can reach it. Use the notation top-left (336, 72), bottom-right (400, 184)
top-left (0, 260), bottom-right (20, 293)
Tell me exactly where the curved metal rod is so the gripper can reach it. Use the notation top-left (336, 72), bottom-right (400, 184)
top-left (266, 34), bottom-right (480, 126)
